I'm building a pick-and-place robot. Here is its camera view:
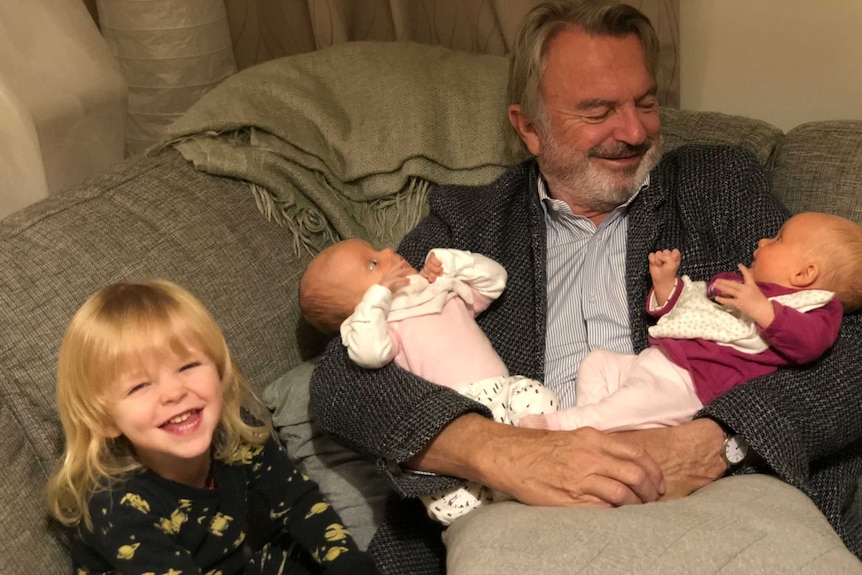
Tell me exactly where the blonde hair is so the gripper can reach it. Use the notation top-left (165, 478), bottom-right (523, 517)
top-left (46, 279), bottom-right (270, 529)
top-left (507, 0), bottom-right (660, 157)
top-left (815, 214), bottom-right (862, 312)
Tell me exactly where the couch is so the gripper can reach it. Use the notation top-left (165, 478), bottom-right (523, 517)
top-left (1, 42), bottom-right (860, 574)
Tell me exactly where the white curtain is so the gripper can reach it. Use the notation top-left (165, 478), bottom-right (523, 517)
top-left (223, 0), bottom-right (680, 105)
top-left (97, 0), bottom-right (237, 156)
top-left (0, 0), bottom-right (126, 218)
top-left (95, 0), bottom-right (679, 158)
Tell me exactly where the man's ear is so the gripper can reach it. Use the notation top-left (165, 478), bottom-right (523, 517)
top-left (508, 104), bottom-right (542, 156)
top-left (790, 263), bottom-right (819, 288)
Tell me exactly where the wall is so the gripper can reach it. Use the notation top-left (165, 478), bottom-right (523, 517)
top-left (679, 0), bottom-right (862, 131)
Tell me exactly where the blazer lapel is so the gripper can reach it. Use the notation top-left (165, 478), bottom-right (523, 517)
top-left (626, 168), bottom-right (667, 351)
top-left (527, 163), bottom-right (548, 381)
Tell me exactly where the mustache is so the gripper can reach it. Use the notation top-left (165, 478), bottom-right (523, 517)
top-left (589, 140), bottom-right (654, 160)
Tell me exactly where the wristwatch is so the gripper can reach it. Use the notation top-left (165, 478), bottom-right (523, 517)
top-left (721, 432), bottom-right (750, 469)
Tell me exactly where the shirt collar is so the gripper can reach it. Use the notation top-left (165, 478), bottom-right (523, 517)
top-left (537, 172), bottom-right (650, 216)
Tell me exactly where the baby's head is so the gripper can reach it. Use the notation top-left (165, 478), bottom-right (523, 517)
top-left (300, 238), bottom-right (413, 334)
top-left (751, 212), bottom-right (862, 311)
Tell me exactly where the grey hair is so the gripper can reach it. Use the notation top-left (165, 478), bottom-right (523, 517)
top-left (506, 0), bottom-right (660, 157)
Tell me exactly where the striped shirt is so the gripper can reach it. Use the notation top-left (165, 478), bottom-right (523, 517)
top-left (539, 175), bottom-right (647, 409)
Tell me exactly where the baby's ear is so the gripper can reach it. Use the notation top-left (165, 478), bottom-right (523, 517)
top-left (790, 263), bottom-right (819, 288)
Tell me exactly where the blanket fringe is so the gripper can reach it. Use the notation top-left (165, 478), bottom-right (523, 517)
top-left (250, 176), bottom-right (431, 256)
top-left (251, 183), bottom-right (338, 256)
top-left (356, 176), bottom-right (431, 249)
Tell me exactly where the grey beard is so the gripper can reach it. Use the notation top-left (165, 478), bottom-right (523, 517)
top-left (541, 139), bottom-right (662, 213)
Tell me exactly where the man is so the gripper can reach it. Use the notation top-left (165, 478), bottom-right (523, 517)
top-left (310, 1), bottom-right (862, 572)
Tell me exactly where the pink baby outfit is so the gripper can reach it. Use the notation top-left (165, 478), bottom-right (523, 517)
top-left (341, 248), bottom-right (558, 525)
top-left (342, 249), bottom-right (508, 389)
top-left (543, 272), bottom-right (842, 432)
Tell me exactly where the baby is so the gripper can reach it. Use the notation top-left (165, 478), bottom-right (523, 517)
top-left (300, 239), bottom-right (558, 525)
top-left (520, 211), bottom-right (862, 433)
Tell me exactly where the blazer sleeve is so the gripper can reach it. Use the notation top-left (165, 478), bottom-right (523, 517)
top-left (703, 312), bottom-right (862, 473)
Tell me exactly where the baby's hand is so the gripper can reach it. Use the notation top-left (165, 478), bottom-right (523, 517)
top-left (713, 264), bottom-right (775, 327)
top-left (648, 249), bottom-right (681, 281)
top-left (648, 249), bottom-right (680, 305)
top-left (518, 414), bottom-right (549, 430)
top-left (420, 253), bottom-right (444, 283)
top-left (380, 259), bottom-right (414, 292)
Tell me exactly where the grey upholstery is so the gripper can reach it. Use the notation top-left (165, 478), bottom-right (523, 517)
top-left (0, 151), bottom-right (325, 573)
top-left (0, 65), bottom-right (859, 572)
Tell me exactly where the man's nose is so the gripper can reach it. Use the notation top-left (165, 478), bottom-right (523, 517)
top-left (614, 106), bottom-right (647, 145)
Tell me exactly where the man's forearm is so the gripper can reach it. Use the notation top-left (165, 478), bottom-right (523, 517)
top-left (411, 413), bottom-right (669, 507)
top-left (405, 413), bottom-right (499, 481)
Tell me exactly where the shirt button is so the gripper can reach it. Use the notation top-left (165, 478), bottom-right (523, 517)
top-left (589, 295), bottom-right (598, 303)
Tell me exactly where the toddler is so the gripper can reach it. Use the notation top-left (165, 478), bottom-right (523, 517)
top-left (46, 279), bottom-right (376, 574)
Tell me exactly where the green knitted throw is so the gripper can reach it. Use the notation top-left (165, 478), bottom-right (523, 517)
top-left (162, 42), bottom-right (526, 254)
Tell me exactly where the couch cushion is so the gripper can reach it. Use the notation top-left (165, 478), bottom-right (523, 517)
top-left (0, 401), bottom-right (70, 573)
top-left (660, 108), bottom-right (783, 165)
top-left (771, 121), bottom-right (862, 224)
top-left (445, 475), bottom-right (862, 574)
top-left (0, 149), bottom-right (325, 573)
top-left (262, 359), bottom-right (390, 550)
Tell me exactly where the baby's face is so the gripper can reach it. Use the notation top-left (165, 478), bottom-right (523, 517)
top-left (332, 239), bottom-right (415, 294)
top-left (750, 214), bottom-right (818, 286)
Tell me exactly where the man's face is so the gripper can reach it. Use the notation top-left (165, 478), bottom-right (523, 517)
top-left (522, 28), bottom-right (661, 213)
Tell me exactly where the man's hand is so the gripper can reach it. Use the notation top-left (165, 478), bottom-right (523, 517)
top-left (617, 418), bottom-right (727, 499)
top-left (648, 249), bottom-right (680, 306)
top-left (712, 264), bottom-right (775, 328)
top-left (408, 414), bottom-right (666, 508)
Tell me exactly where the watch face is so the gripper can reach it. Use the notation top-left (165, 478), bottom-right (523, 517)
top-left (724, 435), bottom-right (749, 465)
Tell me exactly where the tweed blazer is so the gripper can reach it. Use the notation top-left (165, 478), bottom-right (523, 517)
top-left (310, 144), bottom-right (862, 573)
